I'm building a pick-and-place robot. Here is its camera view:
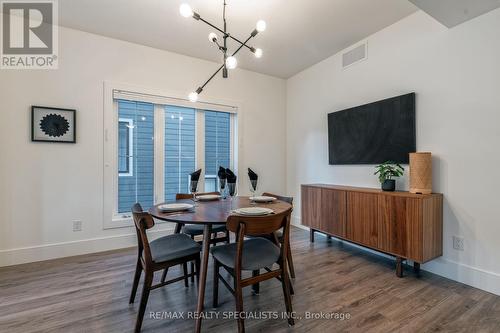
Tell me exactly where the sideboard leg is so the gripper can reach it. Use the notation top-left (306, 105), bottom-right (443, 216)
top-left (413, 262), bottom-right (421, 277)
top-left (310, 229), bottom-right (315, 243)
top-left (396, 257), bottom-right (404, 278)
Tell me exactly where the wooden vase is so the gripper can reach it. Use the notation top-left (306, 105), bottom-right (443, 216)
top-left (409, 152), bottom-right (432, 194)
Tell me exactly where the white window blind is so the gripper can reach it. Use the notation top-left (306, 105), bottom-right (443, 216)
top-left (113, 89), bottom-right (237, 114)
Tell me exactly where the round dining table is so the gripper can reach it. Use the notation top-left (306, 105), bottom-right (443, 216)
top-left (149, 196), bottom-right (292, 333)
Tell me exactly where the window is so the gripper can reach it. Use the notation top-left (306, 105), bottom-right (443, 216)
top-left (118, 119), bottom-right (133, 175)
top-left (164, 106), bottom-right (196, 201)
top-left (107, 89), bottom-right (237, 225)
top-left (117, 100), bottom-right (155, 213)
top-left (204, 111), bottom-right (231, 192)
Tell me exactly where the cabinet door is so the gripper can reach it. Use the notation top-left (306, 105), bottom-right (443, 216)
top-left (378, 196), bottom-right (422, 259)
top-left (321, 189), bottom-right (346, 237)
top-left (301, 186), bottom-right (322, 229)
top-left (347, 192), bottom-right (379, 247)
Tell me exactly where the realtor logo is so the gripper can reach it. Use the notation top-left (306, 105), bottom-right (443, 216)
top-left (1, 0), bottom-right (58, 69)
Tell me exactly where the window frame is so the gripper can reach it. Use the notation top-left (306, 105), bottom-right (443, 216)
top-left (103, 82), bottom-right (240, 229)
top-left (204, 110), bottom-right (233, 191)
top-left (118, 118), bottom-right (134, 177)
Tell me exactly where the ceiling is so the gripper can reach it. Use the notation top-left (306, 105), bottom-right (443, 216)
top-left (409, 0), bottom-right (500, 27)
top-left (58, 0), bottom-right (418, 78)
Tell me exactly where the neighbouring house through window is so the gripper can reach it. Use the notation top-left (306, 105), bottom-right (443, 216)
top-left (114, 96), bottom-right (235, 217)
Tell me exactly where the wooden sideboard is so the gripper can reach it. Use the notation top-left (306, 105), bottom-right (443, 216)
top-left (301, 184), bottom-right (443, 277)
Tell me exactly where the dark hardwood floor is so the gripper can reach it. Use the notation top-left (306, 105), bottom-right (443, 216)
top-left (1, 227), bottom-right (499, 333)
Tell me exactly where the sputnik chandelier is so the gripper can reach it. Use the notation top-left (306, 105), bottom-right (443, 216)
top-left (179, 1), bottom-right (266, 102)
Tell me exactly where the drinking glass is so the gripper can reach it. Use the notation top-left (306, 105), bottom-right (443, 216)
top-left (190, 180), bottom-right (199, 206)
top-left (219, 178), bottom-right (227, 199)
top-left (249, 180), bottom-right (258, 205)
top-left (227, 182), bottom-right (237, 208)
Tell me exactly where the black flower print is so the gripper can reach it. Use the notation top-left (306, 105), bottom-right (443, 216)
top-left (40, 114), bottom-right (70, 137)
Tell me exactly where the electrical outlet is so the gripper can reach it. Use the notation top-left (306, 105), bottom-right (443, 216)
top-left (73, 220), bottom-right (82, 232)
top-left (453, 236), bottom-right (464, 251)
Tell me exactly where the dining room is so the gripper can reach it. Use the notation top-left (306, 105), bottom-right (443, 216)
top-left (2, 0), bottom-right (500, 332)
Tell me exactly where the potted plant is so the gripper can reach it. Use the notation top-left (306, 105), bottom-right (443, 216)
top-left (374, 161), bottom-right (404, 191)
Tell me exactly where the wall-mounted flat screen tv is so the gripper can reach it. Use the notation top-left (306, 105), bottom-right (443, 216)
top-left (328, 93), bottom-right (416, 165)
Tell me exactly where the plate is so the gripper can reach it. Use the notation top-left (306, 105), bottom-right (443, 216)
top-left (197, 194), bottom-right (221, 201)
top-left (233, 207), bottom-right (274, 216)
top-left (158, 203), bottom-right (194, 212)
top-left (250, 195), bottom-right (277, 203)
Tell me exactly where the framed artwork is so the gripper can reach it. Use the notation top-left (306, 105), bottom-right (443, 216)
top-left (31, 106), bottom-right (76, 143)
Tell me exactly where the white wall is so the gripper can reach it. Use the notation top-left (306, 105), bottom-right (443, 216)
top-left (0, 26), bottom-right (286, 265)
top-left (286, 9), bottom-right (500, 295)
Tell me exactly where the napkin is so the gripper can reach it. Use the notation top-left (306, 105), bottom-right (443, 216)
top-left (218, 166), bottom-right (227, 180)
top-left (190, 169), bottom-right (202, 182)
top-left (190, 169), bottom-right (202, 192)
top-left (248, 168), bottom-right (258, 191)
top-left (248, 168), bottom-right (258, 181)
top-left (225, 168), bottom-right (237, 183)
top-left (218, 166), bottom-right (227, 190)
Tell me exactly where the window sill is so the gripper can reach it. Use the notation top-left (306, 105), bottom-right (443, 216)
top-left (103, 216), bottom-right (174, 230)
top-left (103, 216), bottom-right (133, 230)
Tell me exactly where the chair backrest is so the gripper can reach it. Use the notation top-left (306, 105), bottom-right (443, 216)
top-left (175, 191), bottom-right (221, 200)
top-left (262, 192), bottom-right (293, 205)
top-left (226, 208), bottom-right (292, 237)
top-left (131, 203), bottom-right (155, 265)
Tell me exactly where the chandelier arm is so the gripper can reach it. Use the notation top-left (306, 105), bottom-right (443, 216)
top-left (196, 36), bottom-right (251, 92)
top-left (196, 16), bottom-right (255, 52)
top-left (228, 34), bottom-right (254, 52)
top-left (200, 64), bottom-right (225, 90)
top-left (212, 39), bottom-right (226, 53)
top-left (198, 17), bottom-right (226, 37)
top-left (232, 35), bottom-right (253, 55)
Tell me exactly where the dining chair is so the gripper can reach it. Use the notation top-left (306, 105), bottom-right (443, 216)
top-left (130, 203), bottom-right (201, 333)
top-left (262, 192), bottom-right (296, 279)
top-left (174, 192), bottom-right (230, 282)
top-left (211, 208), bottom-right (295, 333)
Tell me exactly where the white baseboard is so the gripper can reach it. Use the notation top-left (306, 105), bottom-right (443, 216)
top-left (0, 227), bottom-right (173, 267)
top-left (422, 258), bottom-right (500, 296)
top-left (291, 216), bottom-right (500, 296)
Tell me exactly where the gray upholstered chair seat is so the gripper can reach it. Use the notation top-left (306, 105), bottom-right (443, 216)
top-left (149, 234), bottom-right (201, 263)
top-left (183, 223), bottom-right (227, 236)
top-left (210, 238), bottom-right (280, 271)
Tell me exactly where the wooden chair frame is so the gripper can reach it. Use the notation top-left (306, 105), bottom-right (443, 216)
top-left (262, 192), bottom-right (296, 279)
top-left (212, 208), bottom-right (295, 333)
top-left (130, 204), bottom-right (201, 333)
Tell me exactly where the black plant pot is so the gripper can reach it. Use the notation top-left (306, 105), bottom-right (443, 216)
top-left (381, 179), bottom-right (396, 192)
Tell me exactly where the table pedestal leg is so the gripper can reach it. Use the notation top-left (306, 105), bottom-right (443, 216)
top-left (195, 224), bottom-right (212, 333)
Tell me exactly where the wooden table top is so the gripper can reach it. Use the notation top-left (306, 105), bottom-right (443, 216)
top-left (149, 196), bottom-right (292, 225)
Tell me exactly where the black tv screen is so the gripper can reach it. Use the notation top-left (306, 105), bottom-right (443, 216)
top-left (328, 93), bottom-right (416, 165)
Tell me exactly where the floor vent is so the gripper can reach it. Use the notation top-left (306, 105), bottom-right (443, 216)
top-left (342, 42), bottom-right (367, 69)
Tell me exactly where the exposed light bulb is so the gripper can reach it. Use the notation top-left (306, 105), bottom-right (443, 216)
top-left (179, 3), bottom-right (193, 18)
top-left (179, 116), bottom-right (184, 121)
top-left (141, 116), bottom-right (146, 121)
top-left (208, 32), bottom-right (218, 42)
top-left (188, 92), bottom-right (198, 102)
top-left (254, 48), bottom-right (263, 58)
top-left (225, 56), bottom-right (237, 69)
top-left (171, 114), bottom-right (175, 119)
top-left (256, 20), bottom-right (266, 32)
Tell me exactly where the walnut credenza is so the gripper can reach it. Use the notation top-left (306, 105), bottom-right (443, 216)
top-left (301, 184), bottom-right (443, 277)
